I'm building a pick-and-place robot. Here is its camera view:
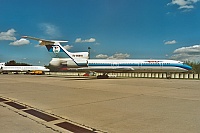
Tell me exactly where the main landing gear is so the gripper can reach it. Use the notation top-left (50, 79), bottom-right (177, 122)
top-left (166, 72), bottom-right (171, 79)
top-left (97, 73), bottom-right (109, 79)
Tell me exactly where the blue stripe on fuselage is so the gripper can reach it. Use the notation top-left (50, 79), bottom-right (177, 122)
top-left (88, 63), bottom-right (192, 70)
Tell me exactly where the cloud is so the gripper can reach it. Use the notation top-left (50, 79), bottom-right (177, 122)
top-left (10, 38), bottom-right (30, 46)
top-left (75, 38), bottom-right (82, 43)
top-left (39, 23), bottom-right (60, 37)
top-left (173, 45), bottom-right (200, 54)
top-left (96, 53), bottom-right (130, 59)
top-left (179, 5), bottom-right (194, 9)
top-left (0, 29), bottom-right (30, 46)
top-left (75, 38), bottom-right (96, 43)
top-left (164, 40), bottom-right (177, 45)
top-left (96, 54), bottom-right (108, 59)
top-left (0, 29), bottom-right (16, 41)
top-left (167, 0), bottom-right (200, 10)
top-left (63, 45), bottom-right (73, 50)
top-left (108, 53), bottom-right (130, 59)
top-left (171, 45), bottom-right (200, 62)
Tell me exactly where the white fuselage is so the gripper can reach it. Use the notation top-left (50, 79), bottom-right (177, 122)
top-left (50, 58), bottom-right (192, 73)
top-left (87, 59), bottom-right (191, 72)
top-left (0, 66), bottom-right (50, 72)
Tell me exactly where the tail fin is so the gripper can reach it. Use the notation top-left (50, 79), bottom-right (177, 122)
top-left (46, 43), bottom-right (88, 67)
top-left (22, 36), bottom-right (88, 67)
top-left (22, 36), bottom-right (73, 58)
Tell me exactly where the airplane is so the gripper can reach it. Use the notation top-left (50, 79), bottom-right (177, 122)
top-left (0, 62), bottom-right (5, 66)
top-left (0, 63), bottom-right (50, 74)
top-left (22, 36), bottom-right (192, 79)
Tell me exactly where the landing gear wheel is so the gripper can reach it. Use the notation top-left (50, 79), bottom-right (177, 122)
top-left (166, 72), bottom-right (171, 79)
top-left (97, 74), bottom-right (109, 79)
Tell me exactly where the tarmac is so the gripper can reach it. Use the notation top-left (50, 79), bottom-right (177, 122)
top-left (0, 74), bottom-right (200, 133)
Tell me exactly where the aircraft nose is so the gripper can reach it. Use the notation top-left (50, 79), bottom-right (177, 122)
top-left (186, 65), bottom-right (192, 70)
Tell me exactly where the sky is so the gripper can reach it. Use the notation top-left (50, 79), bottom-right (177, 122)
top-left (1, 0), bottom-right (200, 65)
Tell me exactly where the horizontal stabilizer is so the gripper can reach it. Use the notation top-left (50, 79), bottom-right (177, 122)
top-left (22, 36), bottom-right (68, 45)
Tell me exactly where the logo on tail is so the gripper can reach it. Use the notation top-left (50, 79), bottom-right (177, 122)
top-left (52, 46), bottom-right (60, 53)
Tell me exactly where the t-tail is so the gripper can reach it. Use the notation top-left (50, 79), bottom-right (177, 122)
top-left (22, 36), bottom-right (88, 67)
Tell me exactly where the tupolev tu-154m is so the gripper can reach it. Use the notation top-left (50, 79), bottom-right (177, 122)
top-left (22, 36), bottom-right (192, 79)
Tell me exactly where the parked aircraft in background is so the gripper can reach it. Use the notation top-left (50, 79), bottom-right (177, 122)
top-left (0, 62), bottom-right (5, 66)
top-left (22, 36), bottom-right (192, 78)
top-left (0, 63), bottom-right (49, 74)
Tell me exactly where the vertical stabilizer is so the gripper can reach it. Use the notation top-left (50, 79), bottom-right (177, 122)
top-left (22, 36), bottom-right (88, 67)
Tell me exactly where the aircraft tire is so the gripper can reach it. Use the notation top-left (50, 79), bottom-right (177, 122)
top-left (97, 75), bottom-right (109, 79)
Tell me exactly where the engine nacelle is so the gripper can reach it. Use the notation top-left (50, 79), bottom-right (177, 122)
top-left (62, 59), bottom-right (88, 68)
top-left (62, 60), bottom-right (79, 68)
top-left (49, 58), bottom-right (61, 66)
top-left (50, 58), bottom-right (88, 68)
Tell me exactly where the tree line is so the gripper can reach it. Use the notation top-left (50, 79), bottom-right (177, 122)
top-left (5, 60), bottom-right (31, 66)
top-left (185, 61), bottom-right (200, 74)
